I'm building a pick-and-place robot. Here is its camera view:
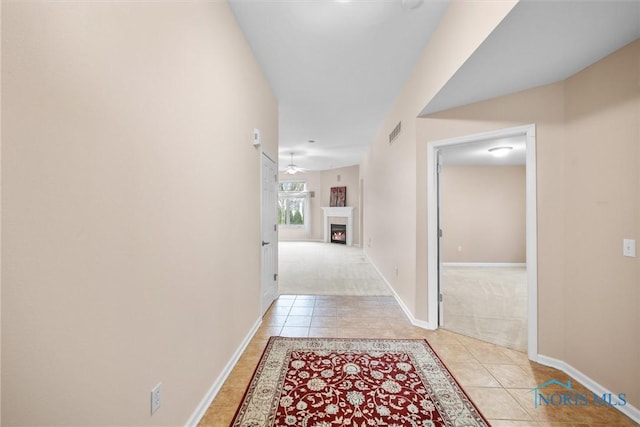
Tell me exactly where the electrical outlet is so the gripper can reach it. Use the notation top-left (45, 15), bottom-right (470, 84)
top-left (151, 383), bottom-right (162, 415)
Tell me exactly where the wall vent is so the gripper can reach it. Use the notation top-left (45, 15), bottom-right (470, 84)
top-left (389, 121), bottom-right (401, 144)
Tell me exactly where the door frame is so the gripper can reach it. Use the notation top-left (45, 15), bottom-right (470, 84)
top-left (260, 150), bottom-right (278, 316)
top-left (426, 124), bottom-right (538, 361)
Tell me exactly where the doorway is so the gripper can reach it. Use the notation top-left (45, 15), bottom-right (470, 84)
top-left (427, 124), bottom-right (538, 360)
top-left (261, 152), bottom-right (278, 315)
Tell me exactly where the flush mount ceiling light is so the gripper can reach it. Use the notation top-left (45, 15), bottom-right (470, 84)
top-left (488, 146), bottom-right (513, 158)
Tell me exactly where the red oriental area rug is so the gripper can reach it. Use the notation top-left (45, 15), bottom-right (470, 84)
top-left (231, 337), bottom-right (489, 427)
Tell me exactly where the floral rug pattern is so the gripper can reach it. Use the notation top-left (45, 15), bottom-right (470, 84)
top-left (231, 338), bottom-right (489, 427)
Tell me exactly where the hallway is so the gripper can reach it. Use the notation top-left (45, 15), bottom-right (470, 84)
top-left (200, 294), bottom-right (638, 426)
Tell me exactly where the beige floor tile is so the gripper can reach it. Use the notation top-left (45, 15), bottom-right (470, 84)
top-left (465, 387), bottom-right (532, 420)
top-left (430, 345), bottom-right (478, 364)
top-left (288, 306), bottom-right (314, 316)
top-left (312, 306), bottom-right (337, 316)
top-left (337, 306), bottom-right (371, 317)
top-left (308, 327), bottom-right (337, 337)
top-left (502, 347), bottom-right (532, 365)
top-left (337, 316), bottom-right (375, 328)
top-left (337, 327), bottom-right (378, 338)
top-left (268, 305), bottom-right (292, 316)
top-left (292, 299), bottom-right (315, 308)
top-left (315, 295), bottom-right (342, 302)
top-left (272, 298), bottom-right (294, 307)
top-left (446, 361), bottom-right (502, 387)
top-left (283, 315), bottom-right (312, 327)
top-left (504, 386), bottom-right (632, 425)
top-left (380, 306), bottom-right (406, 317)
top-left (467, 345), bottom-right (517, 364)
top-left (264, 315), bottom-right (287, 326)
top-left (310, 315), bottom-right (337, 328)
top-left (366, 328), bottom-right (400, 339)
top-left (484, 364), bottom-right (541, 389)
top-left (487, 421), bottom-right (542, 427)
top-left (199, 290), bottom-right (638, 427)
top-left (280, 326), bottom-right (309, 337)
top-left (393, 326), bottom-right (431, 339)
top-left (254, 325), bottom-right (282, 339)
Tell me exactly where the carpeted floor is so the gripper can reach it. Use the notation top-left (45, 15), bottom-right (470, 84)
top-left (441, 266), bottom-right (527, 352)
top-left (278, 241), bottom-right (391, 296)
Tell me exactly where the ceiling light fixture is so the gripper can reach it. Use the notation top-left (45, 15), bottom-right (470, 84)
top-left (488, 146), bottom-right (513, 158)
top-left (284, 153), bottom-right (308, 175)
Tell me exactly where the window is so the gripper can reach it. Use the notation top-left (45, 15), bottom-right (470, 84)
top-left (278, 181), bottom-right (308, 226)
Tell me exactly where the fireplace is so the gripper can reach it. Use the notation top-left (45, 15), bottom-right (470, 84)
top-left (321, 207), bottom-right (354, 246)
top-left (330, 224), bottom-right (347, 244)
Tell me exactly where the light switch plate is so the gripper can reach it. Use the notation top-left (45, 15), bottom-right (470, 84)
top-left (151, 383), bottom-right (162, 415)
top-left (623, 239), bottom-right (636, 257)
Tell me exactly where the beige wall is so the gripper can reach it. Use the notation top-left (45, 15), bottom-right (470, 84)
top-left (278, 165), bottom-right (360, 245)
top-left (365, 31), bottom-right (638, 409)
top-left (563, 40), bottom-right (639, 405)
top-left (361, 0), bottom-right (518, 314)
top-left (416, 83), bottom-right (565, 359)
top-left (440, 166), bottom-right (526, 263)
top-left (417, 82), bottom-right (567, 354)
top-left (416, 41), bottom-right (639, 408)
top-left (2, 2), bottom-right (277, 426)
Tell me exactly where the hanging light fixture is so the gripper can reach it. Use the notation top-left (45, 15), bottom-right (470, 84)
top-left (284, 153), bottom-right (307, 175)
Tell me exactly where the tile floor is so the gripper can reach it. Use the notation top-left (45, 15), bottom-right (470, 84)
top-left (198, 295), bottom-right (638, 427)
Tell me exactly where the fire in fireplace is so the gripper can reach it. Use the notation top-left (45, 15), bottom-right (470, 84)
top-left (331, 224), bottom-right (347, 244)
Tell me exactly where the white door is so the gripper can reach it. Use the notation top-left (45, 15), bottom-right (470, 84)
top-left (436, 151), bottom-right (444, 326)
top-left (261, 152), bottom-right (278, 315)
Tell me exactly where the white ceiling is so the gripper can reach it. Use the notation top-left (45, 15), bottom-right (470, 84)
top-left (421, 0), bottom-right (640, 115)
top-left (230, 0), bottom-right (640, 172)
top-left (229, 0), bottom-right (449, 171)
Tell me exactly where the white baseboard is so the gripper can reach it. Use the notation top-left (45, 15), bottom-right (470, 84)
top-left (537, 354), bottom-right (640, 424)
top-left (442, 262), bottom-right (526, 268)
top-left (184, 318), bottom-right (262, 427)
top-left (363, 251), bottom-right (436, 330)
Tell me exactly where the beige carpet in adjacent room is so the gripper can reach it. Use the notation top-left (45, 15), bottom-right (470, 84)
top-left (441, 266), bottom-right (527, 352)
top-left (278, 241), bottom-right (391, 296)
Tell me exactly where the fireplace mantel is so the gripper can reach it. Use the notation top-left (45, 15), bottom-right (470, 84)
top-left (321, 207), bottom-right (355, 246)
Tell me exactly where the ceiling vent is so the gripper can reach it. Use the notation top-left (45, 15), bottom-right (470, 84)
top-left (389, 121), bottom-right (401, 144)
